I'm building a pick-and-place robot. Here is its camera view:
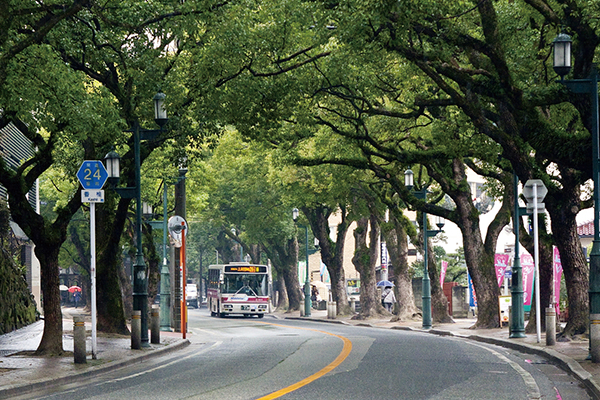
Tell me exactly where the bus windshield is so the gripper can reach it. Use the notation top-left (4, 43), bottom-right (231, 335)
top-left (222, 273), bottom-right (267, 296)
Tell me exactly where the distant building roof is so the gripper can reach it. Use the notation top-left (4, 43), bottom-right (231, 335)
top-left (10, 221), bottom-right (29, 241)
top-left (0, 121), bottom-right (37, 209)
top-left (578, 220), bottom-right (594, 237)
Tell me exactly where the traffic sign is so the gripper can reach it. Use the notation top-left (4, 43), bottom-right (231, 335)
top-left (77, 161), bottom-right (108, 190)
top-left (81, 190), bottom-right (105, 203)
top-left (523, 179), bottom-right (547, 213)
top-left (168, 215), bottom-right (188, 248)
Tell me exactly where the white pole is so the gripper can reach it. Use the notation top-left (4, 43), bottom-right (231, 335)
top-left (533, 184), bottom-right (541, 343)
top-left (91, 201), bottom-right (97, 359)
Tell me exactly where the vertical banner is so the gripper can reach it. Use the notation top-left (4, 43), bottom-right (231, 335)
top-left (380, 241), bottom-right (389, 281)
top-left (521, 254), bottom-right (535, 312)
top-left (553, 246), bottom-right (563, 316)
top-left (494, 254), bottom-right (510, 287)
top-left (440, 261), bottom-right (448, 286)
top-left (298, 261), bottom-right (307, 285)
top-left (381, 241), bottom-right (388, 270)
top-left (468, 272), bottom-right (477, 307)
top-left (320, 261), bottom-right (331, 284)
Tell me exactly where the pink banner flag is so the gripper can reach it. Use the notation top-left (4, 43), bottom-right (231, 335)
top-left (553, 247), bottom-right (563, 316)
top-left (494, 254), bottom-right (510, 287)
top-left (521, 254), bottom-right (535, 311)
top-left (440, 261), bottom-right (448, 286)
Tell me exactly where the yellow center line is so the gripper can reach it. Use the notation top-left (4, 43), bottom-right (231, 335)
top-left (253, 321), bottom-right (353, 400)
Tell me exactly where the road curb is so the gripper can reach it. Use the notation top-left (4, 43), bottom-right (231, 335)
top-left (0, 339), bottom-right (190, 399)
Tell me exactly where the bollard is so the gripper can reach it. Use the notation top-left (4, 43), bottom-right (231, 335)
top-left (131, 310), bottom-right (141, 350)
top-left (151, 306), bottom-right (160, 344)
top-left (591, 314), bottom-right (600, 363)
top-left (350, 299), bottom-right (356, 313)
top-left (327, 301), bottom-right (337, 319)
top-left (545, 307), bottom-right (556, 346)
top-left (73, 316), bottom-right (86, 364)
top-left (300, 305), bottom-right (305, 317)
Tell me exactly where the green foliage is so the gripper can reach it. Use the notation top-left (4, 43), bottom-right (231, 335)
top-left (0, 202), bottom-right (38, 334)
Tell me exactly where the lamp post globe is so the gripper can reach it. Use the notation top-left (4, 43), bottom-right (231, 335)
top-left (104, 149), bottom-right (121, 186)
top-left (154, 91), bottom-right (168, 127)
top-left (404, 169), bottom-right (414, 189)
top-left (552, 32), bottom-right (572, 78)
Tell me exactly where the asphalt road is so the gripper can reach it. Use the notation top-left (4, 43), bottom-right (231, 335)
top-left (15, 308), bottom-right (591, 399)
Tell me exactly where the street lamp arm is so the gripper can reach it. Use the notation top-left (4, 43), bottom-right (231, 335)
top-left (113, 187), bottom-right (135, 199)
top-left (404, 196), bottom-right (454, 225)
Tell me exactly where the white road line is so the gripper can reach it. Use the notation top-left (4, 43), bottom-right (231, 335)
top-left (468, 341), bottom-right (541, 399)
top-left (105, 341), bottom-right (223, 383)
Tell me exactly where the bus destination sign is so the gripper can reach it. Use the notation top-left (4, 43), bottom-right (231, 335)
top-left (225, 265), bottom-right (267, 273)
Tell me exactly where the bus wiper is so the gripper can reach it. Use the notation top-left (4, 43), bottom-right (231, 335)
top-left (235, 286), bottom-right (258, 296)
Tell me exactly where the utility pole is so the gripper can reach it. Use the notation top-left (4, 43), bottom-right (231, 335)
top-left (172, 167), bottom-right (187, 331)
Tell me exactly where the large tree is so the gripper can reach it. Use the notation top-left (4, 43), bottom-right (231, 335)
top-left (343, 0), bottom-right (592, 335)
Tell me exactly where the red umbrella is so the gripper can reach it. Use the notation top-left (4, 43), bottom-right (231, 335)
top-left (68, 286), bottom-right (82, 293)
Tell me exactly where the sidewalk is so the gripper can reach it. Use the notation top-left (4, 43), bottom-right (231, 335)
top-left (0, 307), bottom-right (189, 399)
top-left (1, 307), bottom-right (599, 399)
top-left (279, 309), bottom-right (600, 399)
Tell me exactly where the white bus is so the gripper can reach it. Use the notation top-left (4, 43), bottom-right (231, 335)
top-left (207, 262), bottom-right (270, 318)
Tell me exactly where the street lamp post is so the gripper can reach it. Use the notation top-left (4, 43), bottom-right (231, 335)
top-left (293, 208), bottom-right (311, 317)
top-left (510, 173), bottom-right (526, 338)
top-left (104, 92), bottom-right (168, 347)
top-left (144, 183), bottom-right (171, 331)
top-left (405, 169), bottom-right (444, 330)
top-left (553, 32), bottom-right (600, 361)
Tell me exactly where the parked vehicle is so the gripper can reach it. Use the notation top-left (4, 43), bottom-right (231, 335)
top-left (186, 283), bottom-right (199, 308)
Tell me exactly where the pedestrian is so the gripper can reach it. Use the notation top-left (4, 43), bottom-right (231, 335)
top-left (311, 286), bottom-right (322, 309)
top-left (381, 286), bottom-right (396, 312)
top-left (74, 291), bottom-right (81, 308)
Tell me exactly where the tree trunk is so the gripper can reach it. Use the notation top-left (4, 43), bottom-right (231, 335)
top-left (282, 238), bottom-right (302, 311)
top-left (96, 196), bottom-right (129, 335)
top-left (263, 238), bottom-right (301, 311)
top-left (275, 273), bottom-right (289, 309)
top-left (143, 222), bottom-right (160, 308)
top-left (545, 171), bottom-right (589, 337)
top-left (34, 246), bottom-right (64, 355)
top-left (425, 234), bottom-right (452, 324)
top-left (305, 205), bottom-right (349, 314)
top-left (383, 212), bottom-right (420, 320)
top-left (216, 230), bottom-right (235, 264)
top-left (519, 217), bottom-right (554, 334)
top-left (4, 173), bottom-right (82, 355)
top-left (351, 215), bottom-right (381, 319)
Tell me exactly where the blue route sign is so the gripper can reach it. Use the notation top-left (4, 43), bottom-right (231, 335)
top-left (77, 160), bottom-right (108, 190)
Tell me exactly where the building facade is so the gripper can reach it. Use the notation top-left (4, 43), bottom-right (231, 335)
top-left (0, 121), bottom-right (41, 311)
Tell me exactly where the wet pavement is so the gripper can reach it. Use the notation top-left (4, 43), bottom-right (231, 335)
top-left (0, 306), bottom-right (599, 399)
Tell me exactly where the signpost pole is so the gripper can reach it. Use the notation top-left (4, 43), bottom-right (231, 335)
top-left (523, 179), bottom-right (547, 343)
top-left (533, 184), bottom-right (541, 343)
top-left (90, 201), bottom-right (97, 359)
top-left (77, 160), bottom-right (108, 360)
top-left (181, 221), bottom-right (187, 339)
